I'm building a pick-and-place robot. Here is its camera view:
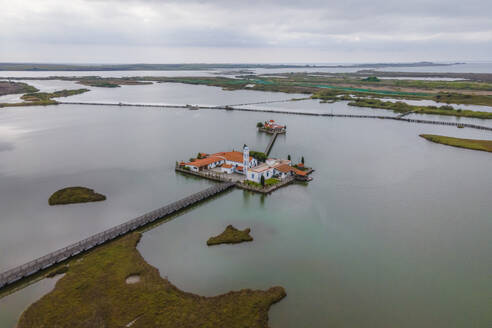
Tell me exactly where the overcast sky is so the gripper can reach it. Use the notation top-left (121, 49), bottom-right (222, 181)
top-left (1, 0), bottom-right (491, 63)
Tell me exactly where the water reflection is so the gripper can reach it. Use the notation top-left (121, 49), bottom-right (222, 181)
top-left (0, 92), bottom-right (490, 327)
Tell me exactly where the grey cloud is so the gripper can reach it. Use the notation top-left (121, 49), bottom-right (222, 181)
top-left (0, 0), bottom-right (491, 62)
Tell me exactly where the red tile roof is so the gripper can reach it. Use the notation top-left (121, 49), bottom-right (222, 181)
top-left (293, 168), bottom-right (308, 176)
top-left (222, 164), bottom-right (233, 169)
top-left (184, 156), bottom-right (223, 168)
top-left (213, 151), bottom-right (252, 163)
top-left (275, 164), bottom-right (292, 173)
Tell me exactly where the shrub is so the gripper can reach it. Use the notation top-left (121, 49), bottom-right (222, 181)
top-left (250, 151), bottom-right (267, 162)
top-left (265, 178), bottom-right (280, 186)
top-left (362, 76), bottom-right (380, 82)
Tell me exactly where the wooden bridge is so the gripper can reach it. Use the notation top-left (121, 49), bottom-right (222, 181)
top-left (0, 182), bottom-right (235, 290)
top-left (58, 101), bottom-right (492, 132)
top-left (265, 131), bottom-right (280, 156)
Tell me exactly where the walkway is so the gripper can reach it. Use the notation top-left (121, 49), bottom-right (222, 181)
top-left (57, 101), bottom-right (492, 132)
top-left (397, 110), bottom-right (418, 119)
top-left (0, 182), bottom-right (235, 290)
top-left (265, 131), bottom-right (279, 156)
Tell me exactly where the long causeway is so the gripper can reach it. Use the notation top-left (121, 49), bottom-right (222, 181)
top-left (58, 101), bottom-right (492, 132)
top-left (0, 181), bottom-right (235, 290)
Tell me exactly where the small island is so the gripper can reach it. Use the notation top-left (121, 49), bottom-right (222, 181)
top-left (0, 81), bottom-right (38, 96)
top-left (257, 119), bottom-right (287, 134)
top-left (1, 88), bottom-right (90, 108)
top-left (49, 186), bottom-right (106, 205)
top-left (207, 225), bottom-right (253, 246)
top-left (17, 233), bottom-right (285, 328)
top-left (420, 134), bottom-right (492, 153)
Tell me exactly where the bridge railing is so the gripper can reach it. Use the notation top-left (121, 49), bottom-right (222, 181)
top-left (0, 182), bottom-right (235, 289)
top-left (58, 102), bottom-right (492, 132)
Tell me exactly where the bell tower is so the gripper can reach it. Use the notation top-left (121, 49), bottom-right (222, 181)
top-left (243, 144), bottom-right (249, 176)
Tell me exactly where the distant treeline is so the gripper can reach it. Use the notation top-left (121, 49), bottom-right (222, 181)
top-left (0, 62), bottom-right (461, 71)
top-left (0, 63), bottom-right (318, 71)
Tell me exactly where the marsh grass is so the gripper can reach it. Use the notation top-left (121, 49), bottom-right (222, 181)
top-left (48, 186), bottom-right (106, 205)
top-left (0, 88), bottom-right (90, 108)
top-left (207, 225), bottom-right (254, 246)
top-left (348, 98), bottom-right (492, 119)
top-left (18, 233), bottom-right (285, 328)
top-left (420, 134), bottom-right (492, 153)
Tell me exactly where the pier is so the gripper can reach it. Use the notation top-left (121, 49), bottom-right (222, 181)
top-left (0, 182), bottom-right (235, 290)
top-left (265, 131), bottom-right (280, 156)
top-left (57, 101), bottom-right (492, 132)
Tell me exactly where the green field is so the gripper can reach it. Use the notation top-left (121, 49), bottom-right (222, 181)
top-left (420, 134), bottom-right (492, 153)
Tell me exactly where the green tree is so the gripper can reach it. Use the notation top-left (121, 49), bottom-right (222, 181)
top-left (260, 175), bottom-right (265, 187)
top-left (287, 154), bottom-right (291, 160)
top-left (257, 122), bottom-right (264, 128)
top-left (301, 156), bottom-right (305, 164)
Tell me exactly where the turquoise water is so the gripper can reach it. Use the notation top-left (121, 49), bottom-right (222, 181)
top-left (0, 82), bottom-right (491, 327)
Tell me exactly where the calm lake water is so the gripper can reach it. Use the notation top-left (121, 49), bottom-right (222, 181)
top-left (0, 81), bottom-right (491, 327)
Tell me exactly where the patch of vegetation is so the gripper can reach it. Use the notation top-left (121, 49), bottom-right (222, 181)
top-left (0, 88), bottom-right (90, 108)
top-left (257, 121), bottom-right (264, 128)
top-left (243, 180), bottom-right (263, 188)
top-left (361, 76), bottom-right (380, 82)
top-left (264, 178), bottom-right (280, 186)
top-left (46, 265), bottom-right (69, 278)
top-left (0, 101), bottom-right (56, 108)
top-left (349, 98), bottom-right (492, 119)
top-left (311, 89), bottom-right (365, 102)
top-left (0, 81), bottom-right (38, 96)
top-left (274, 72), bottom-right (492, 92)
top-left (49, 186), bottom-right (106, 205)
top-left (17, 233), bottom-right (284, 328)
top-left (5, 73), bottom-right (492, 108)
top-left (420, 134), bottom-right (492, 153)
top-left (79, 81), bottom-right (120, 88)
top-left (433, 92), bottom-right (492, 106)
top-left (77, 78), bottom-right (152, 88)
top-left (207, 225), bottom-right (253, 246)
top-left (250, 150), bottom-right (268, 162)
top-left (21, 88), bottom-right (90, 102)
